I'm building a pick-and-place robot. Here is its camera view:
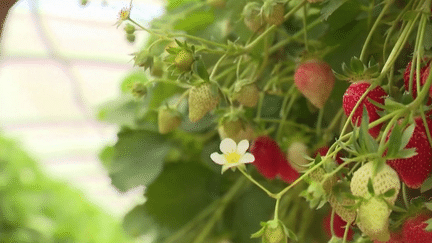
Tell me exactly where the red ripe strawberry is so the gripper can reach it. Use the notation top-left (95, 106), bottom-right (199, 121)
top-left (387, 118), bottom-right (432, 189)
top-left (250, 136), bottom-right (282, 179)
top-left (323, 211), bottom-right (354, 241)
top-left (250, 136), bottom-right (299, 183)
top-left (342, 81), bottom-right (387, 138)
top-left (403, 60), bottom-right (431, 98)
top-left (402, 213), bottom-right (432, 243)
top-left (314, 146), bottom-right (343, 165)
top-left (294, 59), bottom-right (335, 109)
top-left (278, 156), bottom-right (300, 183)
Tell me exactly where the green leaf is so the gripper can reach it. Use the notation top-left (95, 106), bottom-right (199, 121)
top-left (97, 95), bottom-right (146, 128)
top-left (359, 106), bottom-right (379, 153)
top-left (144, 163), bottom-right (220, 229)
top-left (421, 176), bottom-right (432, 193)
top-left (424, 202), bottom-right (432, 211)
top-left (166, 0), bottom-right (200, 11)
top-left (386, 123), bottom-right (402, 158)
top-left (320, 0), bottom-right (349, 21)
top-left (174, 10), bottom-right (215, 34)
top-left (99, 145), bottom-right (115, 170)
top-left (109, 129), bottom-right (172, 192)
top-left (395, 148), bottom-right (417, 159)
top-left (424, 218), bottom-right (432, 231)
top-left (193, 59), bottom-right (210, 81)
top-left (384, 98), bottom-right (405, 111)
top-left (400, 123), bottom-right (415, 150)
top-left (147, 82), bottom-right (183, 110)
top-left (350, 56), bottom-right (365, 74)
top-left (383, 188), bottom-right (396, 198)
top-left (122, 204), bottom-right (156, 237)
top-left (120, 72), bottom-right (149, 93)
top-left (367, 178), bottom-right (375, 196)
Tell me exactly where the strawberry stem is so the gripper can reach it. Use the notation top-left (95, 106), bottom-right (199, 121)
top-left (359, 0), bottom-right (393, 62)
top-left (302, 4), bottom-right (309, 52)
top-left (238, 167), bottom-right (277, 198)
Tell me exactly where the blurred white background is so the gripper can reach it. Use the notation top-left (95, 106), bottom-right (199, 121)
top-left (0, 0), bottom-right (163, 218)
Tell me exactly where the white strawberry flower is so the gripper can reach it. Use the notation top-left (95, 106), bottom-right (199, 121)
top-left (210, 138), bottom-right (255, 174)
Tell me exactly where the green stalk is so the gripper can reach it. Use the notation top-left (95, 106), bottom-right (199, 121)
top-left (360, 0), bottom-right (393, 62)
top-left (239, 167), bottom-right (277, 198)
top-left (243, 0), bottom-right (307, 52)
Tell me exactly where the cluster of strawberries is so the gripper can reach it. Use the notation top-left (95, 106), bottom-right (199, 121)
top-left (248, 58), bottom-right (432, 242)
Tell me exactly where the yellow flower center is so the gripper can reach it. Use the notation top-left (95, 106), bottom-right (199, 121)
top-left (119, 8), bottom-right (130, 20)
top-left (224, 152), bottom-right (241, 164)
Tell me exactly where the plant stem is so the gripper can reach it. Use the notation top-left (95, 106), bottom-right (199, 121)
top-left (330, 209), bottom-right (336, 237)
top-left (209, 54), bottom-right (227, 81)
top-left (274, 197), bottom-right (280, 221)
top-left (239, 167), bottom-right (277, 198)
top-left (243, 0), bottom-right (307, 52)
top-left (173, 90), bottom-right (190, 109)
top-left (302, 4), bottom-right (309, 51)
top-left (379, 12), bottom-right (421, 79)
top-left (276, 91), bottom-right (298, 141)
top-left (402, 183), bottom-right (409, 209)
top-left (342, 221), bottom-right (350, 243)
top-left (316, 108), bottom-right (324, 137)
top-left (269, 18), bottom-right (321, 54)
top-left (360, 0), bottom-right (393, 62)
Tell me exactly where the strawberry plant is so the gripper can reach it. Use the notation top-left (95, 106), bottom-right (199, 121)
top-left (98, 0), bottom-right (432, 242)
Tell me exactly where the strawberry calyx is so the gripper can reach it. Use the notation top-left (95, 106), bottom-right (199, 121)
top-left (334, 56), bottom-right (380, 83)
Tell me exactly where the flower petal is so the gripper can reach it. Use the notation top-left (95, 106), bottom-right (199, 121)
top-left (236, 140), bottom-right (249, 155)
top-left (221, 163), bottom-right (239, 173)
top-left (239, 153), bottom-right (255, 164)
top-left (220, 138), bottom-right (236, 154)
top-left (210, 152), bottom-right (226, 165)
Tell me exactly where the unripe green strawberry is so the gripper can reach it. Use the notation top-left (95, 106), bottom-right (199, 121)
top-left (308, 167), bottom-right (337, 194)
top-left (158, 107), bottom-right (181, 134)
top-left (350, 162), bottom-right (400, 205)
top-left (131, 82), bottom-right (147, 99)
top-left (264, 2), bottom-right (285, 26)
top-left (218, 120), bottom-right (255, 143)
top-left (242, 2), bottom-right (265, 33)
top-left (263, 222), bottom-right (287, 243)
top-left (174, 50), bottom-right (194, 72)
top-left (188, 83), bottom-right (220, 122)
top-left (124, 23), bottom-right (135, 34)
top-left (287, 142), bottom-right (310, 172)
top-left (126, 34), bottom-right (135, 43)
top-left (233, 84), bottom-right (260, 107)
top-left (357, 197), bottom-right (391, 242)
top-left (252, 220), bottom-right (289, 243)
top-left (328, 194), bottom-right (356, 224)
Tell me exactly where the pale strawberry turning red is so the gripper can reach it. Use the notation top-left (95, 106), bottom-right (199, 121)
top-left (342, 81), bottom-right (387, 138)
top-left (294, 59), bottom-right (335, 109)
top-left (387, 118), bottom-right (432, 189)
top-left (250, 136), bottom-right (299, 183)
top-left (402, 213), bottom-right (432, 243)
